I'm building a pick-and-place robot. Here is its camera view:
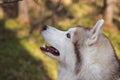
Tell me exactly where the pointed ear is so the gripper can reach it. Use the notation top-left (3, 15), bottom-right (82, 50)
top-left (86, 19), bottom-right (104, 46)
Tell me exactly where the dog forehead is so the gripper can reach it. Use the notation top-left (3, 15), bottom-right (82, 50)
top-left (72, 27), bottom-right (90, 42)
top-left (74, 27), bottom-right (90, 35)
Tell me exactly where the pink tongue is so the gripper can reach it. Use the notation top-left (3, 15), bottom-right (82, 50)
top-left (40, 46), bottom-right (60, 56)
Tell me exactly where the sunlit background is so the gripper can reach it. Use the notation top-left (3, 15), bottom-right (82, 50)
top-left (0, 0), bottom-right (120, 80)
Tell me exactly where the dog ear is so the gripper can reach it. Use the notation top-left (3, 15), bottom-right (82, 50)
top-left (86, 19), bottom-right (104, 46)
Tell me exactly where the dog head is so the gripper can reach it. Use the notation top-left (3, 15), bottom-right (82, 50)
top-left (40, 19), bottom-right (104, 65)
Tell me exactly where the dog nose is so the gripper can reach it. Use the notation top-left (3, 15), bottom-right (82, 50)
top-left (42, 25), bottom-right (48, 31)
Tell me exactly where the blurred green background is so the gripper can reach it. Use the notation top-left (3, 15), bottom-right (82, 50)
top-left (0, 0), bottom-right (120, 80)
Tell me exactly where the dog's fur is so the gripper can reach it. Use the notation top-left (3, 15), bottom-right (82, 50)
top-left (40, 19), bottom-right (120, 80)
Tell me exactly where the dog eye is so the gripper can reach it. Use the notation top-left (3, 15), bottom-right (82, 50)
top-left (66, 33), bottom-right (71, 38)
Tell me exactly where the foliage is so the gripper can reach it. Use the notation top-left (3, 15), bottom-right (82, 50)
top-left (0, 0), bottom-right (120, 80)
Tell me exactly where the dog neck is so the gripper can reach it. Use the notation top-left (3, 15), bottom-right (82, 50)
top-left (58, 62), bottom-right (77, 80)
top-left (57, 50), bottom-right (78, 80)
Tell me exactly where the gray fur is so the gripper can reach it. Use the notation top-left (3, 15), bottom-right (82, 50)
top-left (73, 27), bottom-right (120, 80)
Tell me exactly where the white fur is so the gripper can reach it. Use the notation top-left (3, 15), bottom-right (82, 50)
top-left (41, 26), bottom-right (78, 80)
top-left (41, 26), bottom-right (77, 62)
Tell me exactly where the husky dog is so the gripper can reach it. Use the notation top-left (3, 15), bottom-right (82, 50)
top-left (40, 19), bottom-right (120, 80)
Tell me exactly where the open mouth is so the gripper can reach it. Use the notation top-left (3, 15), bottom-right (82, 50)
top-left (40, 45), bottom-right (60, 56)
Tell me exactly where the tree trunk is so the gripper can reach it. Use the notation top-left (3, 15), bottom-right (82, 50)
top-left (17, 0), bottom-right (29, 24)
top-left (104, 0), bottom-right (115, 24)
top-left (0, 7), bottom-right (4, 19)
top-left (26, 0), bottom-right (39, 9)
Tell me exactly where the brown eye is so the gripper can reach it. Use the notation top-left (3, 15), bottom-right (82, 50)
top-left (66, 33), bottom-right (71, 38)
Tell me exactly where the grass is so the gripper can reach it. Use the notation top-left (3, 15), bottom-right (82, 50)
top-left (0, 19), bottom-right (57, 80)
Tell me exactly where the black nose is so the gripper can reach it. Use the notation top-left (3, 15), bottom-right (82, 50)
top-left (42, 25), bottom-right (48, 31)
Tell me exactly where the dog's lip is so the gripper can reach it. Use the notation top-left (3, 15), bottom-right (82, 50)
top-left (40, 45), bottom-right (60, 56)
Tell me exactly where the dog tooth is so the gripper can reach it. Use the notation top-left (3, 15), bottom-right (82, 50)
top-left (55, 50), bottom-right (58, 52)
top-left (43, 45), bottom-right (45, 47)
top-left (46, 47), bottom-right (49, 50)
